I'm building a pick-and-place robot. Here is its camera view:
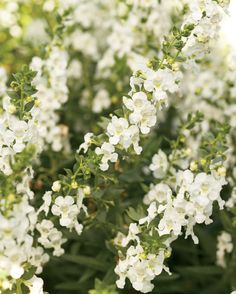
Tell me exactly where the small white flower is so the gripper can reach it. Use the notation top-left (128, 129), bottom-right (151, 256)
top-left (52, 181), bottom-right (61, 192)
top-left (10, 264), bottom-right (24, 279)
top-left (191, 173), bottom-right (222, 201)
top-left (149, 150), bottom-right (168, 179)
top-left (77, 132), bottom-right (93, 154)
top-left (121, 223), bottom-right (140, 247)
top-left (153, 90), bottom-right (168, 109)
top-left (27, 276), bottom-right (44, 294)
top-left (51, 196), bottom-right (78, 227)
top-left (216, 231), bottom-right (233, 268)
top-left (139, 202), bottom-right (158, 225)
top-left (123, 92), bottom-right (148, 112)
top-left (38, 191), bottom-right (52, 215)
top-left (143, 183), bottom-right (172, 205)
top-left (107, 116), bottom-right (129, 145)
top-left (95, 142), bottom-right (118, 171)
top-left (92, 89), bottom-right (111, 113)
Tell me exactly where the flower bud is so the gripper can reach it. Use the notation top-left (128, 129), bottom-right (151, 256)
top-left (71, 181), bottom-right (78, 189)
top-left (8, 104), bottom-right (16, 114)
top-left (83, 185), bottom-right (91, 195)
top-left (190, 161), bottom-right (198, 171)
top-left (52, 180), bottom-right (61, 192)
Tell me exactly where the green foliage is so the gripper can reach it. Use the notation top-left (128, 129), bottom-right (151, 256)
top-left (7, 65), bottom-right (37, 120)
top-left (89, 279), bottom-right (118, 294)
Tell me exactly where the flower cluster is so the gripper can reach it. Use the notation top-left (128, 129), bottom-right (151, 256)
top-left (31, 46), bottom-right (70, 152)
top-left (83, 0), bottom-right (227, 171)
top-left (115, 244), bottom-right (167, 293)
top-left (115, 164), bottom-right (227, 291)
top-left (216, 231), bottom-right (233, 267)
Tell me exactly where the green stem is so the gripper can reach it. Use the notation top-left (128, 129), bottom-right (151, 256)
top-left (20, 82), bottom-right (24, 120)
top-left (16, 280), bottom-right (23, 294)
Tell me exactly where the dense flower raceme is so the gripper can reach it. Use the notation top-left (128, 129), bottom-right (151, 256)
top-left (0, 0), bottom-right (236, 293)
top-left (114, 136), bottom-right (228, 292)
top-left (0, 6), bottom-right (72, 292)
top-left (78, 0), bottom-right (228, 172)
top-left (62, 0), bottom-right (228, 117)
top-left (30, 46), bottom-right (70, 152)
top-left (63, 0), bottom-right (180, 113)
top-left (0, 63), bottom-right (72, 292)
top-left (0, 15), bottom-right (72, 290)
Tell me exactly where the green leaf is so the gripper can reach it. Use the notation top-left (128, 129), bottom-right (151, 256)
top-left (21, 266), bottom-right (37, 280)
top-left (7, 90), bottom-right (20, 100)
top-left (220, 211), bottom-right (234, 233)
top-left (127, 206), bottom-right (145, 221)
top-left (24, 101), bottom-right (35, 112)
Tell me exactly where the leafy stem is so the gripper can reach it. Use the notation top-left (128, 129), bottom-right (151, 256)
top-left (16, 280), bottom-right (23, 294)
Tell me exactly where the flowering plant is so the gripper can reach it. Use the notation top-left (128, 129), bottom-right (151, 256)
top-left (0, 0), bottom-right (235, 293)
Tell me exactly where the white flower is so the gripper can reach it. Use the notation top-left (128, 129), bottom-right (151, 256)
top-left (107, 116), bottom-right (129, 145)
top-left (123, 92), bottom-right (148, 112)
top-left (216, 231), bottom-right (233, 267)
top-left (130, 103), bottom-right (156, 135)
top-left (36, 219), bottom-right (66, 256)
top-left (0, 67), bottom-right (7, 97)
top-left (115, 245), bottom-right (166, 293)
top-left (153, 89), bottom-right (168, 109)
top-left (37, 191), bottom-right (52, 215)
top-left (51, 196), bottom-right (78, 227)
top-left (77, 132), bottom-right (93, 154)
top-left (27, 276), bottom-right (44, 294)
top-left (74, 222), bottom-right (83, 235)
top-left (121, 223), bottom-right (140, 247)
top-left (106, 116), bottom-right (142, 153)
top-left (92, 89), bottom-right (111, 113)
top-left (36, 220), bottom-right (54, 245)
top-left (10, 264), bottom-right (24, 279)
top-left (48, 229), bottom-right (66, 256)
top-left (144, 68), bottom-right (181, 94)
top-left (158, 203), bottom-right (186, 236)
top-left (29, 247), bottom-right (49, 274)
top-left (226, 187), bottom-right (236, 209)
top-left (52, 181), bottom-right (61, 192)
top-left (143, 183), bottom-right (172, 205)
top-left (95, 142), bottom-right (118, 171)
top-left (190, 173), bottom-right (224, 201)
top-left (124, 92), bottom-right (157, 134)
top-left (149, 150), bottom-right (168, 179)
top-left (67, 59), bottom-right (82, 79)
top-left (139, 202), bottom-right (158, 225)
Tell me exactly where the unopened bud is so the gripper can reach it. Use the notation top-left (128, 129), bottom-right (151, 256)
top-left (71, 181), bottom-right (78, 189)
top-left (190, 161), bottom-right (198, 171)
top-left (52, 180), bottom-right (61, 192)
top-left (83, 185), bottom-right (91, 195)
top-left (217, 166), bottom-right (226, 177)
top-left (8, 104), bottom-right (16, 114)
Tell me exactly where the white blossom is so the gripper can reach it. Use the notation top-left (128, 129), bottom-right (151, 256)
top-left (95, 142), bottom-right (118, 171)
top-left (149, 150), bottom-right (168, 179)
top-left (51, 196), bottom-right (78, 228)
top-left (92, 89), bottom-right (111, 113)
top-left (77, 132), bottom-right (94, 154)
top-left (216, 231), bottom-right (233, 267)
